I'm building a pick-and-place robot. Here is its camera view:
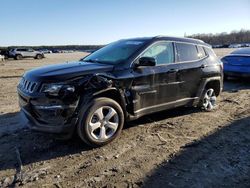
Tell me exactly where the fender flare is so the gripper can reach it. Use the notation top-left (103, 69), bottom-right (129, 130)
top-left (194, 76), bottom-right (222, 106)
top-left (92, 87), bottom-right (128, 117)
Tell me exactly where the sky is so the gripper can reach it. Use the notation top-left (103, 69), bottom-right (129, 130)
top-left (0, 0), bottom-right (249, 46)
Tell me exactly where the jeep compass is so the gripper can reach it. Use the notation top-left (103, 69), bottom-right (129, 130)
top-left (17, 36), bottom-right (223, 147)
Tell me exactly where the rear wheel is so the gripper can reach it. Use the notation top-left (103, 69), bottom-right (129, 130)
top-left (200, 88), bottom-right (217, 111)
top-left (15, 54), bottom-right (23, 60)
top-left (77, 97), bottom-right (124, 147)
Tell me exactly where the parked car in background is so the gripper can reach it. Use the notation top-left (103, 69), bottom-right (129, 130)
top-left (0, 49), bottom-right (10, 59)
top-left (9, 48), bottom-right (44, 60)
top-left (229, 44), bottom-right (242, 48)
top-left (39, 49), bottom-right (52, 54)
top-left (84, 49), bottom-right (97, 53)
top-left (221, 47), bottom-right (250, 79)
top-left (0, 55), bottom-right (4, 61)
top-left (17, 36), bottom-right (223, 147)
top-left (52, 49), bottom-right (61, 53)
top-left (212, 44), bottom-right (223, 48)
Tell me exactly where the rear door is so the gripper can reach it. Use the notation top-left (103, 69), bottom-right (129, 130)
top-left (175, 43), bottom-right (205, 99)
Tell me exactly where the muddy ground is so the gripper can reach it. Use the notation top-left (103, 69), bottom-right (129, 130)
top-left (0, 49), bottom-right (249, 188)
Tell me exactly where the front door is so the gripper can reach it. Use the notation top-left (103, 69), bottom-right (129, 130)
top-left (131, 41), bottom-right (179, 116)
top-left (26, 49), bottom-right (35, 57)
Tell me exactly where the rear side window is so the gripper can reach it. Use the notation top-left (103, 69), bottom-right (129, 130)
top-left (204, 47), bottom-right (217, 58)
top-left (197, 46), bottom-right (206, 58)
top-left (176, 43), bottom-right (199, 62)
top-left (141, 42), bottom-right (174, 65)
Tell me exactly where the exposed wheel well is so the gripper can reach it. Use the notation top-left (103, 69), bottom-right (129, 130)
top-left (205, 80), bottom-right (221, 96)
top-left (93, 89), bottom-right (126, 113)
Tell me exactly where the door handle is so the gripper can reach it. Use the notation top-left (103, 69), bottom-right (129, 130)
top-left (168, 68), bottom-right (179, 73)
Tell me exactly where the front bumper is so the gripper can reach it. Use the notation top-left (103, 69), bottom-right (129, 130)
top-left (21, 109), bottom-right (77, 134)
top-left (18, 88), bottom-right (79, 135)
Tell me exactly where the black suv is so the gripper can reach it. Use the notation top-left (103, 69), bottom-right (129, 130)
top-left (17, 36), bottom-right (223, 147)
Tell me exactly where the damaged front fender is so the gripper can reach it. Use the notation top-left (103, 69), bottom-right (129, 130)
top-left (75, 73), bottom-right (132, 119)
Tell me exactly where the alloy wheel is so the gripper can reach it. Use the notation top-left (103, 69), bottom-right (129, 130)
top-left (202, 88), bottom-right (216, 111)
top-left (87, 106), bottom-right (119, 141)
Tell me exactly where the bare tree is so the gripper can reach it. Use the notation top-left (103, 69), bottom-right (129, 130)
top-left (188, 29), bottom-right (250, 45)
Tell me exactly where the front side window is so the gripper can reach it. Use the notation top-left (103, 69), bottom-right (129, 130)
top-left (17, 49), bottom-right (27, 52)
top-left (140, 42), bottom-right (174, 65)
top-left (176, 43), bottom-right (199, 62)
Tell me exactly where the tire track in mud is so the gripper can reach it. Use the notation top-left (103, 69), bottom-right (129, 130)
top-left (0, 83), bottom-right (249, 187)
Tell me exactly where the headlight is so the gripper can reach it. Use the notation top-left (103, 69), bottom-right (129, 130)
top-left (42, 84), bottom-right (75, 96)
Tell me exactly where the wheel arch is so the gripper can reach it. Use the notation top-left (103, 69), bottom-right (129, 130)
top-left (92, 88), bottom-right (128, 118)
top-left (204, 79), bottom-right (221, 96)
top-left (193, 76), bottom-right (222, 106)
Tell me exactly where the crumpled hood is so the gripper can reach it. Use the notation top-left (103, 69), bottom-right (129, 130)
top-left (24, 61), bottom-right (114, 82)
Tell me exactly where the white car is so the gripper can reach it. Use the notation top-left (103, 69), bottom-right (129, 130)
top-left (0, 55), bottom-right (4, 61)
top-left (9, 48), bottom-right (44, 60)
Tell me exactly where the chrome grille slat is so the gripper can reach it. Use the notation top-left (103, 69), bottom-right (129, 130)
top-left (19, 78), bottom-right (38, 93)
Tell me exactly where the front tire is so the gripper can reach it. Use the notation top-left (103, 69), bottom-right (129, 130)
top-left (15, 54), bottom-right (23, 60)
top-left (77, 97), bottom-right (124, 147)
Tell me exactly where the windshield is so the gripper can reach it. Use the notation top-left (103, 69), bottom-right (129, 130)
top-left (82, 40), bottom-right (145, 64)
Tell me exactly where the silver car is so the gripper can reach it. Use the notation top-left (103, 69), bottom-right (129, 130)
top-left (9, 48), bottom-right (44, 60)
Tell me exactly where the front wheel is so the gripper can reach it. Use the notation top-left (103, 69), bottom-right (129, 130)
top-left (200, 88), bottom-right (217, 112)
top-left (15, 54), bottom-right (23, 60)
top-left (35, 54), bottom-right (43, 59)
top-left (77, 97), bottom-right (124, 147)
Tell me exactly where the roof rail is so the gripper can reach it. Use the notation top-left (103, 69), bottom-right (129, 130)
top-left (153, 35), bottom-right (205, 43)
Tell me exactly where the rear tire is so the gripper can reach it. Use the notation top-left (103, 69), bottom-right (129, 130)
top-left (15, 54), bottom-right (23, 60)
top-left (77, 97), bottom-right (124, 147)
top-left (199, 88), bottom-right (217, 112)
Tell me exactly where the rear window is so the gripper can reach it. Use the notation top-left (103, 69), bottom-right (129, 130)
top-left (222, 56), bottom-right (250, 65)
top-left (197, 46), bottom-right (206, 58)
top-left (176, 43), bottom-right (199, 62)
top-left (204, 47), bottom-right (217, 58)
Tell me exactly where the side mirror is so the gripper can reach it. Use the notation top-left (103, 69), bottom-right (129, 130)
top-left (135, 57), bottom-right (156, 68)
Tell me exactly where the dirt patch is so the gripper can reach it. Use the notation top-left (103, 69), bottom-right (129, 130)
top-left (0, 49), bottom-right (249, 187)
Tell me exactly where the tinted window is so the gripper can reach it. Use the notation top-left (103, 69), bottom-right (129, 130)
top-left (197, 46), bottom-right (206, 58)
top-left (17, 49), bottom-right (27, 52)
top-left (141, 42), bottom-right (174, 65)
top-left (176, 43), bottom-right (199, 62)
